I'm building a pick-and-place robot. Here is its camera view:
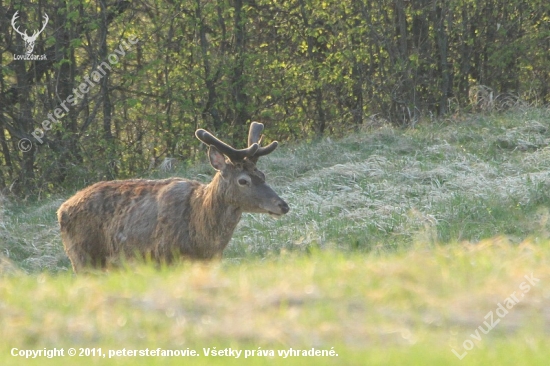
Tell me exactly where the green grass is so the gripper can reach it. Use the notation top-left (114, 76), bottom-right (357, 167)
top-left (4, 108), bottom-right (550, 269)
top-left (1, 243), bottom-right (549, 365)
top-left (2, 108), bottom-right (550, 365)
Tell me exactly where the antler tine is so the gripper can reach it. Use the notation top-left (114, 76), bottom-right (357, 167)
top-left (11, 11), bottom-right (27, 37)
top-left (247, 122), bottom-right (279, 162)
top-left (30, 13), bottom-right (49, 38)
top-left (196, 129), bottom-right (259, 161)
top-left (248, 122), bottom-right (264, 147)
top-left (39, 13), bottom-right (49, 34)
top-left (252, 140), bottom-right (278, 160)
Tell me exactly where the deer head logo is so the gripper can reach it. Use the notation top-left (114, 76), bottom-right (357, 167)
top-left (11, 11), bottom-right (49, 57)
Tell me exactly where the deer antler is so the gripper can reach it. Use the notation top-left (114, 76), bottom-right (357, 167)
top-left (247, 122), bottom-right (278, 162)
top-left (32, 13), bottom-right (49, 38)
top-left (11, 11), bottom-right (28, 38)
top-left (196, 129), bottom-right (259, 161)
top-left (11, 11), bottom-right (48, 40)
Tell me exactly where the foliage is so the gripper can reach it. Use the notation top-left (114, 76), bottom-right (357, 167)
top-left (0, 0), bottom-right (549, 195)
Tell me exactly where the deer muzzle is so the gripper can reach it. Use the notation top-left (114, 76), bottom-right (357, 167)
top-left (259, 195), bottom-right (289, 217)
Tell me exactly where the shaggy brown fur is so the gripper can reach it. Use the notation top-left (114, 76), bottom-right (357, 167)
top-left (58, 125), bottom-right (289, 272)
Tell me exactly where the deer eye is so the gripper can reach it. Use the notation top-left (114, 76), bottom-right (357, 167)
top-left (238, 178), bottom-right (249, 186)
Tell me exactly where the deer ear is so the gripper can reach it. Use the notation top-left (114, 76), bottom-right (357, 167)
top-left (208, 145), bottom-right (227, 171)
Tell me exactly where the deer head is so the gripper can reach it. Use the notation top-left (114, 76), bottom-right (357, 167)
top-left (11, 11), bottom-right (49, 56)
top-left (195, 122), bottom-right (289, 217)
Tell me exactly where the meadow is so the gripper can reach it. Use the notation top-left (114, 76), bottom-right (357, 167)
top-left (1, 108), bottom-right (550, 365)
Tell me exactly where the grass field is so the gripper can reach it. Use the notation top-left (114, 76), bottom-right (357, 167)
top-left (1, 108), bottom-right (550, 365)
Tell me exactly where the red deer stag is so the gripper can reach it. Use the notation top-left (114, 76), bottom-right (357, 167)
top-left (58, 122), bottom-right (289, 272)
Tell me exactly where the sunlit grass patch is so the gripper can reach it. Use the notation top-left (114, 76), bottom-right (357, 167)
top-left (1, 240), bottom-right (549, 365)
top-left (2, 108), bottom-right (550, 271)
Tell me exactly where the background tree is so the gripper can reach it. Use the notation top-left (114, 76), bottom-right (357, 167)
top-left (1, 0), bottom-right (549, 196)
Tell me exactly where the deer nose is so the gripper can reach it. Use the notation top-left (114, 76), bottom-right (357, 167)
top-left (279, 201), bottom-right (290, 214)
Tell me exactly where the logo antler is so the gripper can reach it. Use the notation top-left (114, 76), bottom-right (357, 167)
top-left (11, 11), bottom-right (49, 56)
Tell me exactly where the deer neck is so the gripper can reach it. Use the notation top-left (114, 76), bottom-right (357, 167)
top-left (193, 173), bottom-right (242, 255)
top-left (204, 173), bottom-right (242, 219)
